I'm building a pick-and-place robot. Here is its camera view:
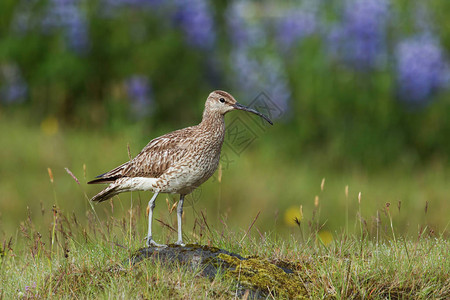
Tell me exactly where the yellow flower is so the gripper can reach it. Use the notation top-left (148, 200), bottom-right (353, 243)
top-left (317, 230), bottom-right (333, 246)
top-left (284, 205), bottom-right (303, 227)
top-left (41, 117), bottom-right (59, 136)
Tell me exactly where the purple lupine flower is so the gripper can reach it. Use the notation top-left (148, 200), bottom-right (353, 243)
top-left (226, 0), bottom-right (267, 49)
top-left (225, 1), bottom-right (247, 48)
top-left (12, 11), bottom-right (32, 34)
top-left (42, 0), bottom-right (89, 53)
top-left (226, 1), bottom-right (290, 116)
top-left (100, 0), bottom-right (164, 22)
top-left (230, 48), bottom-right (290, 115)
top-left (126, 75), bottom-right (153, 117)
top-left (102, 0), bottom-right (162, 12)
top-left (395, 34), bottom-right (449, 104)
top-left (12, 0), bottom-right (48, 34)
top-left (173, 0), bottom-right (215, 50)
top-left (414, 2), bottom-right (434, 34)
top-left (326, 0), bottom-right (390, 70)
top-left (64, 11), bottom-right (89, 52)
top-left (230, 49), bottom-right (260, 92)
top-left (261, 58), bottom-right (291, 113)
top-left (100, 0), bottom-right (214, 49)
top-left (0, 64), bottom-right (28, 104)
top-left (276, 8), bottom-right (317, 50)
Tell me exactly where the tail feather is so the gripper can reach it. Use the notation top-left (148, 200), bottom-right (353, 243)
top-left (91, 185), bottom-right (122, 202)
top-left (89, 162), bottom-right (129, 184)
top-left (87, 177), bottom-right (118, 184)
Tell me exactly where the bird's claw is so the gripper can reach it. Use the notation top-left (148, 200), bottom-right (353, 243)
top-left (174, 240), bottom-right (185, 247)
top-left (145, 236), bottom-right (167, 248)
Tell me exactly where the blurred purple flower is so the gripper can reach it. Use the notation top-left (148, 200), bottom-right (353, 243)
top-left (414, 2), bottom-right (434, 33)
top-left (12, 10), bottom-right (32, 33)
top-left (230, 49), bottom-right (260, 92)
top-left (395, 34), bottom-right (449, 103)
top-left (0, 64), bottom-right (28, 104)
top-left (173, 0), bottom-right (215, 50)
top-left (126, 75), bottom-right (153, 117)
top-left (327, 0), bottom-right (390, 70)
top-left (276, 9), bottom-right (317, 50)
top-left (99, 0), bottom-right (215, 49)
top-left (230, 48), bottom-right (290, 114)
top-left (42, 0), bottom-right (89, 53)
top-left (102, 0), bottom-right (162, 11)
top-left (226, 1), bottom-right (290, 115)
top-left (226, 1), bottom-right (267, 49)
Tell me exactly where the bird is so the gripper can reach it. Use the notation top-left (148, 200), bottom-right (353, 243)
top-left (88, 90), bottom-right (273, 247)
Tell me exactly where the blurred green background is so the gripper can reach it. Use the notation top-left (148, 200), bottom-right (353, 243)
top-left (1, 0), bottom-right (449, 241)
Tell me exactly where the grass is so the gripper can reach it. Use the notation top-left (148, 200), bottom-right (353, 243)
top-left (1, 112), bottom-right (449, 237)
top-left (1, 198), bottom-right (448, 299)
top-left (0, 113), bottom-right (449, 298)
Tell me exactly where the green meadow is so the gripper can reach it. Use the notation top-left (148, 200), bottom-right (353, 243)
top-left (1, 113), bottom-right (449, 239)
top-left (1, 113), bottom-right (449, 298)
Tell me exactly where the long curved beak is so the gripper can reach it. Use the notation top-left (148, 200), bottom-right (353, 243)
top-left (233, 102), bottom-right (273, 125)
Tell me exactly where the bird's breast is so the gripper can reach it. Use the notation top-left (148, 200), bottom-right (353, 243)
top-left (157, 134), bottom-right (223, 194)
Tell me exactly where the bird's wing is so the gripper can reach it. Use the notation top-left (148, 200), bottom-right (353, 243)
top-left (88, 126), bottom-right (197, 184)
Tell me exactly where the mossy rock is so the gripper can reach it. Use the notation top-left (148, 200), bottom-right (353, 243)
top-left (126, 244), bottom-right (309, 299)
top-left (126, 244), bottom-right (245, 279)
top-left (218, 253), bottom-right (308, 299)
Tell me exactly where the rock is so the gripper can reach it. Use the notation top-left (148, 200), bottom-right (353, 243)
top-left (126, 244), bottom-right (245, 278)
top-left (125, 244), bottom-right (308, 299)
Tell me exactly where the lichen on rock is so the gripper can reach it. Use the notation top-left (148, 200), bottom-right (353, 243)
top-left (218, 253), bottom-right (308, 299)
top-left (127, 244), bottom-right (308, 299)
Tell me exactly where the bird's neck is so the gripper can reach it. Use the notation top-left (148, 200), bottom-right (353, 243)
top-left (199, 108), bottom-right (225, 134)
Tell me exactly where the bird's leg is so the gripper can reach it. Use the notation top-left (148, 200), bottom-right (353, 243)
top-left (145, 192), bottom-right (165, 247)
top-left (175, 194), bottom-right (186, 246)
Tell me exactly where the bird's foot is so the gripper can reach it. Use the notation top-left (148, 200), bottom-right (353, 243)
top-left (145, 236), bottom-right (166, 248)
top-left (174, 240), bottom-right (185, 247)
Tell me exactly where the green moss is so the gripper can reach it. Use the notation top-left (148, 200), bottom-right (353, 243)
top-left (218, 253), bottom-right (308, 299)
top-left (168, 244), bottom-right (221, 253)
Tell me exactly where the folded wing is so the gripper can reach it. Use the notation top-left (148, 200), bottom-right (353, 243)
top-left (88, 126), bottom-right (196, 184)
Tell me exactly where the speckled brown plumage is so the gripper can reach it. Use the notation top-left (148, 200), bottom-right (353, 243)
top-left (88, 90), bottom-right (272, 246)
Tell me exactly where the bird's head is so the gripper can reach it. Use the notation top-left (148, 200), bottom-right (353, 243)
top-left (205, 90), bottom-right (273, 125)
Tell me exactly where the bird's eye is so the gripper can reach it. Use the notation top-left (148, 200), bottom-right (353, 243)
top-left (219, 98), bottom-right (225, 103)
